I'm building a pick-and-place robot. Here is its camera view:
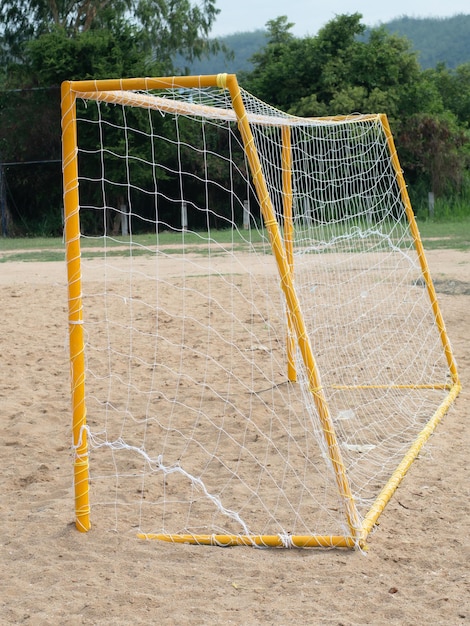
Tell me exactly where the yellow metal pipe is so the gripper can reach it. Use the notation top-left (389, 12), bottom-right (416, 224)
top-left (331, 383), bottom-right (452, 391)
top-left (224, 74), bottom-right (361, 540)
top-left (138, 533), bottom-right (357, 548)
top-left (281, 125), bottom-right (297, 382)
top-left (381, 114), bottom-right (460, 387)
top-left (61, 81), bottom-right (91, 532)
top-left (68, 74), bottom-right (228, 94)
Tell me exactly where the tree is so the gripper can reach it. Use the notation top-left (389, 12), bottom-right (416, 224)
top-left (240, 17), bottom-right (308, 109)
top-left (0, 0), bottom-right (221, 234)
top-left (242, 14), bottom-right (366, 112)
top-left (397, 112), bottom-right (470, 197)
top-left (289, 21), bottom-right (424, 120)
top-left (424, 62), bottom-right (470, 127)
top-left (0, 0), bottom-right (220, 68)
top-left (240, 13), bottom-right (470, 209)
top-left (242, 14), bottom-right (425, 120)
top-left (22, 24), bottom-right (152, 83)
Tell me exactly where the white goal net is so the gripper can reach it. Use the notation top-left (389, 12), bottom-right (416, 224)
top-left (61, 75), bottom-right (460, 548)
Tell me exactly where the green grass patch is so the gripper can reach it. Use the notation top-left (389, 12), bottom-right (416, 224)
top-left (0, 250), bottom-right (65, 263)
top-left (0, 236), bottom-right (65, 252)
top-left (1, 219), bottom-right (469, 262)
top-left (0, 229), bottom-right (269, 262)
top-left (417, 217), bottom-right (470, 250)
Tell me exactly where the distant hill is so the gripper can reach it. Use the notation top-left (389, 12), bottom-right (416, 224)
top-left (178, 15), bottom-right (470, 76)
top-left (379, 14), bottom-right (470, 69)
top-left (174, 30), bottom-right (267, 75)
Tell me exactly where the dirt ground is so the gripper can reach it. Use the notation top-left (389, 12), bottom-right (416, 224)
top-left (1, 248), bottom-right (469, 625)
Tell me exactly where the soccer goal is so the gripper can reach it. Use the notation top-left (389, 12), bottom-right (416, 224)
top-left (61, 73), bottom-right (460, 549)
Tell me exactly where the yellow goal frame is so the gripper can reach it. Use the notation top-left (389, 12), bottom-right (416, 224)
top-left (61, 73), bottom-right (460, 549)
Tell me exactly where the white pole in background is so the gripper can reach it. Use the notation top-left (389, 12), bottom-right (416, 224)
top-left (181, 200), bottom-right (188, 231)
top-left (243, 199), bottom-right (250, 230)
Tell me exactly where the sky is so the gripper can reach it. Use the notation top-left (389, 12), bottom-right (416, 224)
top-left (209, 0), bottom-right (470, 37)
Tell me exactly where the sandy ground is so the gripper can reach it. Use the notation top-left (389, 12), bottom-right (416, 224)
top-left (0, 248), bottom-right (469, 625)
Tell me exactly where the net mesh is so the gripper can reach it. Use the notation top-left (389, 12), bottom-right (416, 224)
top-left (67, 81), bottom-right (454, 542)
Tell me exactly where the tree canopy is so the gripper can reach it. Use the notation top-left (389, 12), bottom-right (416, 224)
top-left (0, 0), bottom-right (222, 234)
top-left (0, 0), bottom-right (220, 69)
top-left (241, 15), bottom-right (470, 207)
top-left (0, 7), bottom-right (469, 235)
top-left (242, 14), bottom-right (425, 119)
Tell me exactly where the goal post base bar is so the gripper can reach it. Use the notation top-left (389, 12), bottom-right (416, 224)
top-left (137, 533), bottom-right (359, 549)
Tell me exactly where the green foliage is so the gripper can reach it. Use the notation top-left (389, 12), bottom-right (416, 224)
top-left (239, 17), bottom-right (314, 110)
top-left (183, 15), bottom-right (470, 82)
top-left (241, 14), bottom-right (470, 206)
top-left (24, 25), bottom-right (153, 83)
top-left (242, 14), bottom-right (425, 122)
top-left (0, 0), bottom-right (221, 235)
top-left (242, 14), bottom-right (371, 112)
top-left (0, 0), bottom-right (221, 67)
top-left (423, 63), bottom-right (470, 127)
top-left (175, 30), bottom-right (266, 75)
top-left (382, 15), bottom-right (470, 69)
top-left (1, 23), bottom-right (158, 237)
top-left (397, 112), bottom-right (470, 196)
top-left (1, 6), bottom-right (470, 235)
top-left (348, 28), bottom-right (425, 118)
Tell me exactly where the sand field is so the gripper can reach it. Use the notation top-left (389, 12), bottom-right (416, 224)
top-left (0, 247), bottom-right (469, 625)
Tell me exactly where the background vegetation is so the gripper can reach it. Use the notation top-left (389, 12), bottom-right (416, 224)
top-left (0, 2), bottom-right (469, 236)
top-left (188, 15), bottom-right (470, 75)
